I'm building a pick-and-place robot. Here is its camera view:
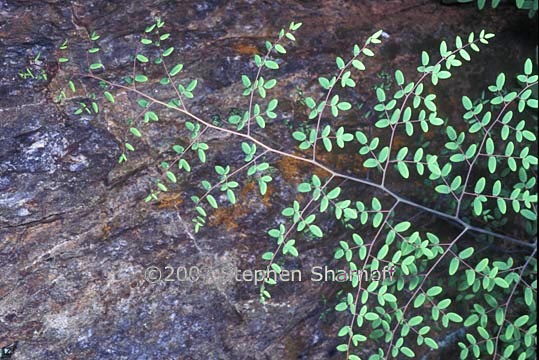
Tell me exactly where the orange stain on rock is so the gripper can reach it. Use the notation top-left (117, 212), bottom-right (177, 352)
top-left (276, 155), bottom-right (329, 184)
top-left (209, 205), bottom-right (240, 230)
top-left (232, 43), bottom-right (259, 56)
top-left (209, 179), bottom-right (272, 231)
top-left (240, 180), bottom-right (273, 207)
top-left (156, 193), bottom-right (184, 209)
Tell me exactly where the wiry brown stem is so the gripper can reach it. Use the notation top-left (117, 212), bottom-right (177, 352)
top-left (81, 73), bottom-right (536, 249)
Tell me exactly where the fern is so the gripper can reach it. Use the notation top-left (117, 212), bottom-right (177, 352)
top-left (56, 18), bottom-right (537, 359)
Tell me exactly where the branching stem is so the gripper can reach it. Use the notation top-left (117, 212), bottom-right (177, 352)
top-left (82, 73), bottom-right (536, 249)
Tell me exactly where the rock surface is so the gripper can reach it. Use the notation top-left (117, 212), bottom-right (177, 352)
top-left (0, 1), bottom-right (536, 359)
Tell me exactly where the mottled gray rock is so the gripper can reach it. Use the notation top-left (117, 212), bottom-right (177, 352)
top-left (0, 1), bottom-right (536, 359)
